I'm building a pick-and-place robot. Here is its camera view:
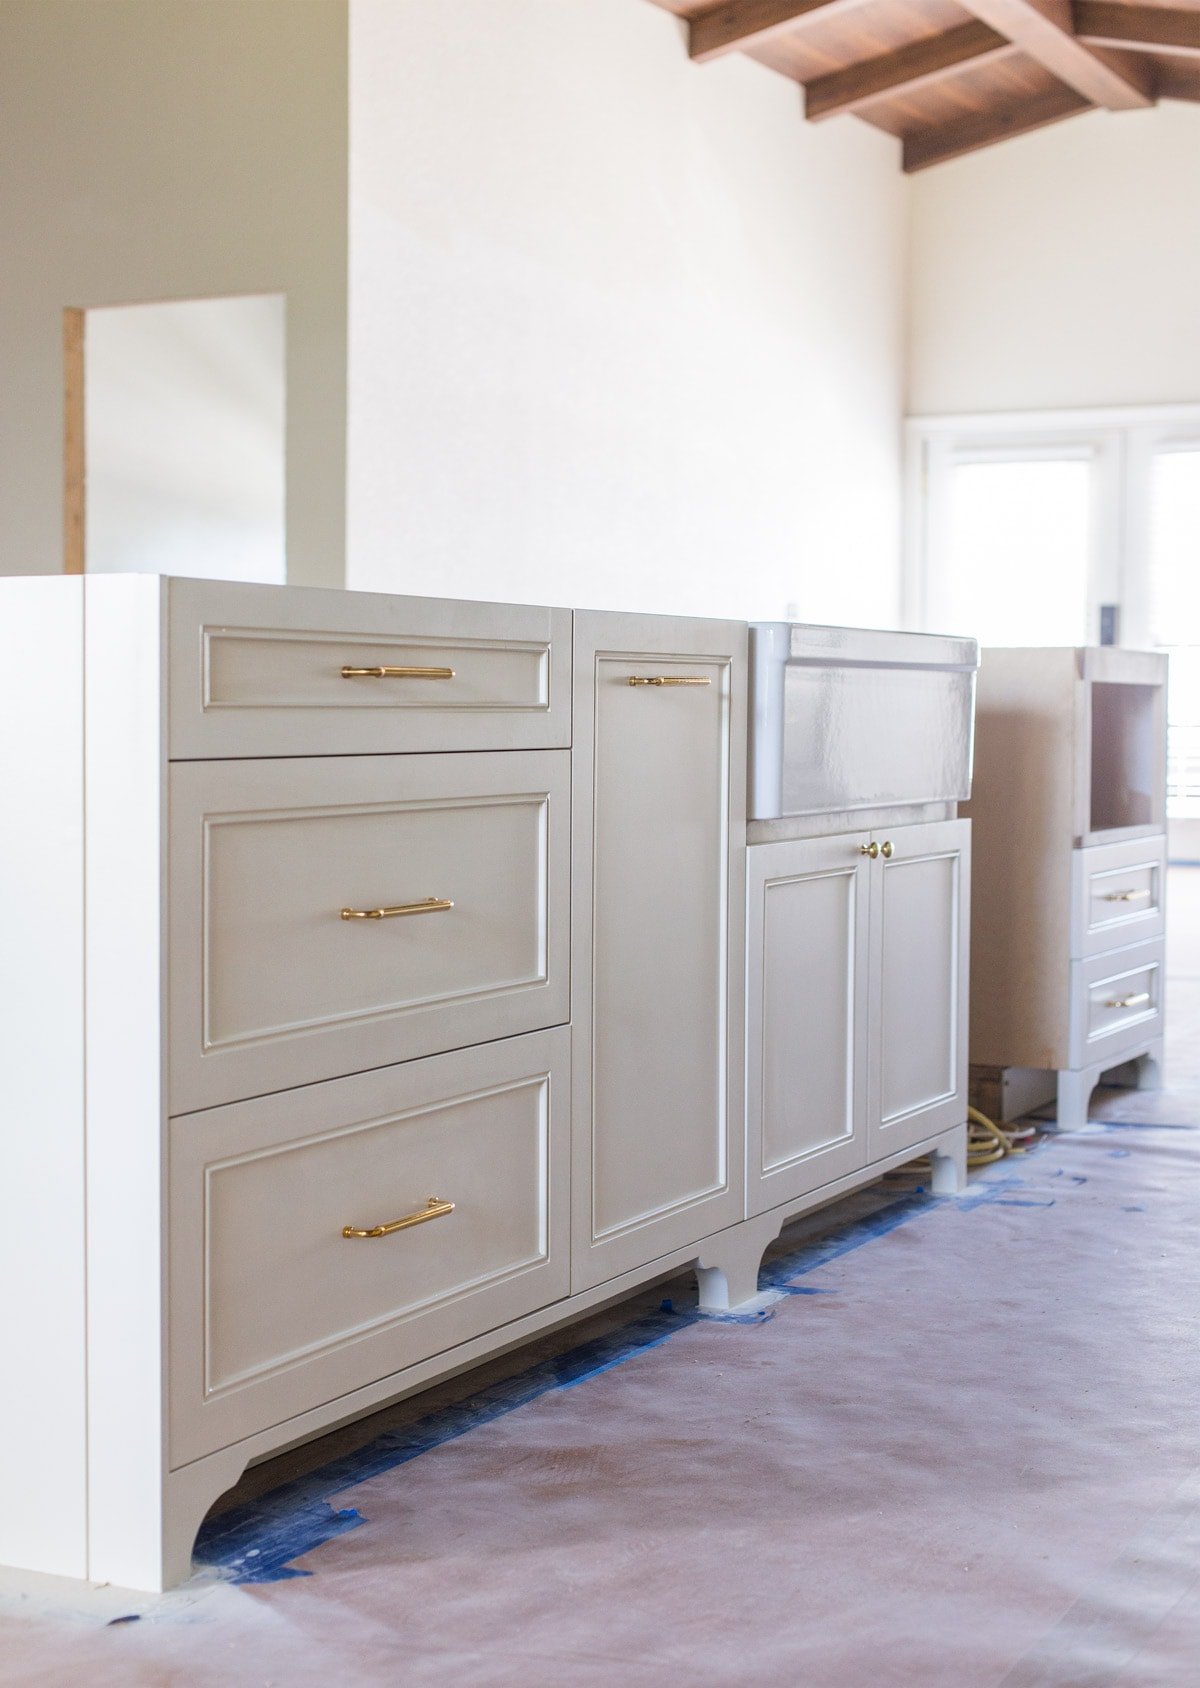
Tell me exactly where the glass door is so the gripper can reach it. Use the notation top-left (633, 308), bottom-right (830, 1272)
top-left (917, 431), bottom-right (1119, 647)
top-left (1127, 437), bottom-right (1200, 840)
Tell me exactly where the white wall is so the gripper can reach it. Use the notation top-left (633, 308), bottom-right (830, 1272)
top-left (347, 0), bottom-right (909, 625)
top-left (908, 104), bottom-right (1200, 417)
top-left (0, 0), bottom-right (346, 586)
top-left (85, 295), bottom-right (286, 584)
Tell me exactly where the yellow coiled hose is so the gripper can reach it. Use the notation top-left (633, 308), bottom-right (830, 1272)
top-left (965, 1104), bottom-right (1035, 1166)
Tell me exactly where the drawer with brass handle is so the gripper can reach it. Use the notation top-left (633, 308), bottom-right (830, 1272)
top-left (1071, 836), bottom-right (1165, 959)
top-left (1069, 937), bottom-right (1163, 1067)
top-left (167, 578), bottom-right (571, 758)
top-left (169, 750), bottom-right (570, 1113)
top-left (168, 1028), bottom-right (570, 1465)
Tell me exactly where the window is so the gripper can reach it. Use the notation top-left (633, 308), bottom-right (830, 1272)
top-left (1145, 444), bottom-right (1200, 818)
top-left (907, 407), bottom-right (1200, 821)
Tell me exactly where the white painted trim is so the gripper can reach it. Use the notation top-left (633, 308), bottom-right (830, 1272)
top-left (907, 402), bottom-right (1200, 436)
top-left (0, 578), bottom-right (89, 1581)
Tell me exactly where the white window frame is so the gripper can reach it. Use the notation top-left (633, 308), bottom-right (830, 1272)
top-left (904, 403), bottom-right (1200, 644)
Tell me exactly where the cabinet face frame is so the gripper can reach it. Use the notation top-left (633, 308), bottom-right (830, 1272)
top-left (570, 611), bottom-right (747, 1291)
top-left (745, 832), bottom-right (872, 1217)
top-left (868, 817), bottom-right (971, 1160)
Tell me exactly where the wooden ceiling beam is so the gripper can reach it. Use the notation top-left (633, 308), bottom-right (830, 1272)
top-left (805, 22), bottom-right (1016, 120)
top-left (688, 0), bottom-right (866, 63)
top-left (903, 83), bottom-right (1091, 169)
top-left (956, 0), bottom-right (1155, 108)
top-left (1075, 2), bottom-right (1200, 57)
top-left (1156, 56), bottom-right (1200, 98)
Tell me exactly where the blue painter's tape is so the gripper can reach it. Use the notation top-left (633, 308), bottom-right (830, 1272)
top-left (194, 1303), bottom-right (704, 1583)
top-left (1065, 1119), bottom-right (1197, 1132)
top-left (193, 1151), bottom-right (1072, 1587)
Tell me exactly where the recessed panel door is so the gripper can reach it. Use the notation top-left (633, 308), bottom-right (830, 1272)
top-left (746, 834), bottom-right (871, 1217)
top-left (572, 612), bottom-right (746, 1289)
top-left (869, 818), bottom-right (970, 1160)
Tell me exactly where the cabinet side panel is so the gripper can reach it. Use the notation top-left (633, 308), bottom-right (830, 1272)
top-left (85, 576), bottom-right (169, 1588)
top-left (0, 579), bottom-right (88, 1578)
top-left (962, 650), bottom-right (1075, 1070)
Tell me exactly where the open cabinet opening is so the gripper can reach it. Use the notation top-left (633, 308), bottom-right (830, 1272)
top-left (1090, 682), bottom-right (1161, 835)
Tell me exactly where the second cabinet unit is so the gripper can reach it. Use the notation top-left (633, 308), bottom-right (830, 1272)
top-left (964, 646), bottom-right (1167, 1126)
top-left (747, 818), bottom-right (970, 1217)
top-left (571, 612), bottom-right (747, 1289)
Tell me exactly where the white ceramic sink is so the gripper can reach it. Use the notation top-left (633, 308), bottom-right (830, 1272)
top-left (748, 623), bottom-right (979, 822)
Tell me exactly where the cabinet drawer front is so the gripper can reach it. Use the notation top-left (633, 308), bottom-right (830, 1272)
top-left (169, 1030), bottom-right (570, 1465)
top-left (169, 752), bottom-right (570, 1113)
top-left (167, 579), bottom-right (571, 758)
top-left (1071, 837), bottom-right (1166, 959)
top-left (1070, 940), bottom-right (1164, 1068)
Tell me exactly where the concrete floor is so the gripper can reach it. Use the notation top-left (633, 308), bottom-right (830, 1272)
top-left (3, 871), bottom-right (1199, 1686)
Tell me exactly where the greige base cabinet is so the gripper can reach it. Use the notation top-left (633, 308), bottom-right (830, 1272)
top-left (965, 646), bottom-right (1167, 1126)
top-left (747, 819), bottom-right (970, 1217)
top-left (0, 578), bottom-right (971, 1596)
top-left (570, 611), bottom-right (747, 1289)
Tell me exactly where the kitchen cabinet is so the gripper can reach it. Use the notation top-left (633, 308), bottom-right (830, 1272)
top-left (570, 611), bottom-right (747, 1289)
top-left (746, 818), bottom-right (969, 1217)
top-left (964, 647), bottom-right (1166, 1128)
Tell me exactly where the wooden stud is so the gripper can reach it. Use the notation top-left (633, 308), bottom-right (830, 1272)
top-left (63, 309), bottom-right (86, 577)
top-left (903, 83), bottom-right (1092, 170)
top-left (688, 0), bottom-right (865, 62)
top-left (804, 22), bottom-right (1015, 120)
top-left (957, 0), bottom-right (1155, 108)
top-left (1075, 2), bottom-right (1200, 57)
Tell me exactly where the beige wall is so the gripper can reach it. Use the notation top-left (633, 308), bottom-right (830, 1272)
top-left (347, 0), bottom-right (909, 625)
top-left (0, 0), bottom-right (347, 586)
top-left (908, 104), bottom-right (1200, 417)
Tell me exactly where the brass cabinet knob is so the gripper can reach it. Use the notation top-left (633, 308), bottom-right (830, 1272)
top-left (880, 840), bottom-right (894, 859)
top-left (859, 841), bottom-right (879, 859)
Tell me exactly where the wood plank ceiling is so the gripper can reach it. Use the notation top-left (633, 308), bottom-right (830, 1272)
top-left (649, 0), bottom-right (1200, 167)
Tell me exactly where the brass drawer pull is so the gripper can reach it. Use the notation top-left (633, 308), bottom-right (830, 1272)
top-left (859, 841), bottom-right (879, 859)
top-left (341, 665), bottom-right (456, 680)
top-left (1104, 991), bottom-right (1151, 1010)
top-left (626, 675), bottom-right (711, 687)
top-left (343, 1196), bottom-right (455, 1239)
top-left (341, 897), bottom-right (454, 921)
top-left (880, 840), bottom-right (894, 859)
top-left (1100, 888), bottom-right (1151, 903)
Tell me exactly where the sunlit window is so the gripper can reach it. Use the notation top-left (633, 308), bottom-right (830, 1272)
top-left (940, 457), bottom-right (1092, 647)
top-left (1148, 448), bottom-right (1200, 818)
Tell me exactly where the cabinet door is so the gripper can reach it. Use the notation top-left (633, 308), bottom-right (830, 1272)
top-left (746, 834), bottom-right (871, 1217)
top-left (869, 818), bottom-right (970, 1159)
top-left (572, 612), bottom-right (746, 1289)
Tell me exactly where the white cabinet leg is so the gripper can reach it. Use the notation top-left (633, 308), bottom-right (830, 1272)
top-left (89, 1448), bottom-right (249, 1593)
top-left (695, 1216), bottom-right (780, 1312)
top-left (928, 1128), bottom-right (967, 1194)
top-left (1055, 1067), bottom-right (1094, 1131)
top-left (1135, 1039), bottom-right (1164, 1091)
